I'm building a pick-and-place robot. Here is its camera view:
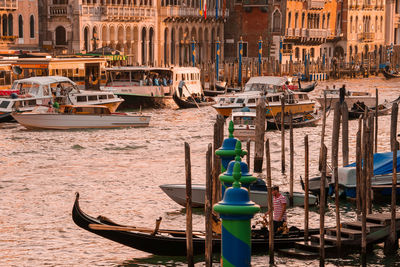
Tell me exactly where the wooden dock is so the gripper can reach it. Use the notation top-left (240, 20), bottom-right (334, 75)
top-left (278, 212), bottom-right (400, 259)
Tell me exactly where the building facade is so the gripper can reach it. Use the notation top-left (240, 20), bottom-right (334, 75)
top-left (0, 0), bottom-right (39, 52)
top-left (336, 0), bottom-right (385, 62)
top-left (39, 0), bottom-right (226, 66)
top-left (385, 0), bottom-right (400, 46)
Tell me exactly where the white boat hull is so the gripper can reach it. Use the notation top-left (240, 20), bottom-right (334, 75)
top-left (12, 113), bottom-right (151, 130)
top-left (160, 184), bottom-right (317, 208)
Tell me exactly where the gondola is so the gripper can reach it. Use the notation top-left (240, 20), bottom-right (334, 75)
top-left (383, 69), bottom-right (400, 79)
top-left (203, 89), bottom-right (226, 97)
top-left (72, 193), bottom-right (319, 256)
top-left (299, 81), bottom-right (317, 93)
top-left (172, 92), bottom-right (215, 109)
top-left (266, 112), bottom-right (322, 130)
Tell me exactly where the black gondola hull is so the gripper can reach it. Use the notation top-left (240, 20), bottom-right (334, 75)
top-left (172, 92), bottom-right (214, 109)
top-left (72, 193), bottom-right (319, 256)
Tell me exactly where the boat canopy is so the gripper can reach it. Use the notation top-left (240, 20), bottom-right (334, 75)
top-left (346, 151), bottom-right (400, 175)
top-left (12, 76), bottom-right (77, 86)
top-left (244, 76), bottom-right (288, 93)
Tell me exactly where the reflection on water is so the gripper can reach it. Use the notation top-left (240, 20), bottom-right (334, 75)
top-left (1, 77), bottom-right (400, 266)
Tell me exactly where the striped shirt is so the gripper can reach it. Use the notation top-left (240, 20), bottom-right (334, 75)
top-left (273, 193), bottom-right (287, 221)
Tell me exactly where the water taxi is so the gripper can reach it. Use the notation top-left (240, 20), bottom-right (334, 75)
top-left (0, 76), bottom-right (123, 122)
top-left (231, 107), bottom-right (259, 141)
top-left (103, 66), bottom-right (203, 109)
top-left (212, 76), bottom-right (315, 118)
top-left (12, 105), bottom-right (150, 130)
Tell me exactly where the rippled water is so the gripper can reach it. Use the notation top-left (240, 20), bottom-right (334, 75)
top-left (1, 76), bottom-right (400, 266)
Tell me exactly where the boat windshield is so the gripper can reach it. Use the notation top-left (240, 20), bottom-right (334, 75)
top-left (244, 83), bottom-right (279, 93)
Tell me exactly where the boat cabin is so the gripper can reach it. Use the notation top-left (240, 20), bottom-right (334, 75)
top-left (244, 76), bottom-right (289, 94)
top-left (63, 105), bottom-right (111, 115)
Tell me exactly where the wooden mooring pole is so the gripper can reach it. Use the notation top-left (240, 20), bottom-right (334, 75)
top-left (332, 102), bottom-right (341, 254)
top-left (212, 116), bottom-right (224, 206)
top-left (384, 102), bottom-right (399, 255)
top-left (375, 88), bottom-right (378, 153)
top-left (265, 139), bottom-right (274, 264)
top-left (254, 99), bottom-right (266, 172)
top-left (341, 102), bottom-right (349, 166)
top-left (319, 144), bottom-right (327, 267)
top-left (367, 114), bottom-right (374, 214)
top-left (304, 135), bottom-right (309, 242)
top-left (289, 112), bottom-right (294, 206)
top-left (246, 140), bottom-right (251, 171)
top-left (184, 142), bottom-right (194, 267)
top-left (205, 144), bottom-right (213, 267)
top-left (361, 116), bottom-right (369, 266)
top-left (356, 117), bottom-right (362, 216)
top-left (281, 96), bottom-right (286, 173)
top-left (319, 93), bottom-right (327, 171)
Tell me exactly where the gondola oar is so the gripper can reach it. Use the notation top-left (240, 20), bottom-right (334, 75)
top-left (183, 84), bottom-right (200, 109)
top-left (88, 224), bottom-right (206, 236)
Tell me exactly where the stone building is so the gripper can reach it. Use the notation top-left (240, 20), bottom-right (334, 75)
top-left (38, 0), bottom-right (226, 66)
top-left (385, 0), bottom-right (400, 46)
top-left (277, 0), bottom-right (339, 63)
top-left (0, 0), bottom-right (39, 52)
top-left (336, 0), bottom-right (386, 62)
top-left (223, 0), bottom-right (268, 60)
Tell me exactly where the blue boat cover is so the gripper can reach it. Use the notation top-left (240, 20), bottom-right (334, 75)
top-left (346, 151), bottom-right (400, 176)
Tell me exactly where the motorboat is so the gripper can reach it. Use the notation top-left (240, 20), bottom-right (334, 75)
top-left (212, 76), bottom-right (315, 118)
top-left (337, 151), bottom-right (400, 198)
top-left (12, 105), bottom-right (150, 130)
top-left (159, 182), bottom-right (317, 208)
top-left (0, 76), bottom-right (123, 122)
top-left (231, 107), bottom-right (259, 141)
top-left (315, 88), bottom-right (376, 110)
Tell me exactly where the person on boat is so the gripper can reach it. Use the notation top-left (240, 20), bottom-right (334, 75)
top-left (154, 76), bottom-right (160, 86)
top-left (178, 77), bottom-right (185, 97)
top-left (272, 185), bottom-right (287, 235)
top-left (339, 84), bottom-right (346, 105)
top-left (162, 76), bottom-right (168, 86)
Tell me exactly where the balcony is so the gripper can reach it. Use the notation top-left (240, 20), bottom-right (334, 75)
top-left (364, 4), bottom-right (374, 10)
top-left (282, 49), bottom-right (293, 56)
top-left (50, 5), bottom-right (68, 17)
top-left (0, 0), bottom-right (17, 10)
top-left (358, 32), bottom-right (375, 42)
top-left (286, 28), bottom-right (293, 37)
top-left (243, 0), bottom-right (267, 6)
top-left (0, 35), bottom-right (17, 44)
top-left (100, 6), bottom-right (156, 21)
top-left (307, 0), bottom-right (324, 9)
top-left (159, 6), bottom-right (229, 19)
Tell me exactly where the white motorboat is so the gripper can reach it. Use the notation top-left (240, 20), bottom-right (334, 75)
top-left (159, 183), bottom-right (317, 208)
top-left (12, 105), bottom-right (150, 130)
top-left (315, 88), bottom-right (376, 109)
top-left (231, 107), bottom-right (259, 141)
top-left (0, 76), bottom-right (123, 122)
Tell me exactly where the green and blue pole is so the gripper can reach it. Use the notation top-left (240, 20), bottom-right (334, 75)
top-left (279, 38), bottom-right (282, 64)
top-left (214, 162), bottom-right (260, 267)
top-left (191, 38), bottom-right (196, 67)
top-left (238, 37), bottom-right (243, 85)
top-left (216, 39), bottom-right (220, 81)
top-left (258, 37), bottom-right (262, 76)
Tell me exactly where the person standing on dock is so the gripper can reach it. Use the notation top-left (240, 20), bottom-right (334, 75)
top-left (272, 185), bottom-right (287, 234)
top-left (340, 84), bottom-right (346, 105)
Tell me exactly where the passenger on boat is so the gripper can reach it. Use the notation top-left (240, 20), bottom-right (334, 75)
top-left (162, 76), bottom-right (168, 86)
top-left (272, 186), bottom-right (287, 235)
top-left (154, 76), bottom-right (159, 86)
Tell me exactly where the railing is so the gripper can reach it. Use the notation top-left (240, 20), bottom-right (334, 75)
top-left (100, 6), bottom-right (156, 20)
top-left (159, 6), bottom-right (229, 18)
top-left (0, 0), bottom-right (17, 9)
top-left (50, 5), bottom-right (68, 16)
top-left (358, 32), bottom-right (375, 42)
top-left (286, 28), bottom-right (293, 37)
top-left (307, 0), bottom-right (324, 9)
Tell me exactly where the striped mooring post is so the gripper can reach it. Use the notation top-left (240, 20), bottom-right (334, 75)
top-left (220, 140), bottom-right (257, 190)
top-left (215, 121), bottom-right (247, 197)
top-left (214, 161), bottom-right (260, 266)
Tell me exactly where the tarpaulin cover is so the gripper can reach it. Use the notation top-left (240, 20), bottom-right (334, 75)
top-left (346, 151), bottom-right (400, 175)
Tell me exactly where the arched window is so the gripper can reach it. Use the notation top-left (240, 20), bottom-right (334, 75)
top-left (2, 15), bottom-right (7, 36)
top-left (295, 13), bottom-right (298, 28)
top-left (55, 26), bottom-right (66, 45)
top-left (295, 47), bottom-right (300, 59)
top-left (18, 15), bottom-right (23, 38)
top-left (30, 15), bottom-right (34, 38)
top-left (8, 14), bottom-right (13, 36)
top-left (310, 47), bottom-right (315, 58)
top-left (272, 11), bottom-right (281, 32)
top-left (288, 12), bottom-right (291, 28)
top-left (350, 16), bottom-right (353, 33)
top-left (301, 13), bottom-right (305, 28)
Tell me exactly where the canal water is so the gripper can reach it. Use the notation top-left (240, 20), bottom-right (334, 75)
top-left (1, 76), bottom-right (400, 266)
